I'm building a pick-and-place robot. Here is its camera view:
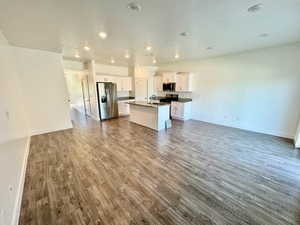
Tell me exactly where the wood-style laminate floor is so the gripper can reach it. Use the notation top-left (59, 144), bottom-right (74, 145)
top-left (19, 110), bottom-right (300, 225)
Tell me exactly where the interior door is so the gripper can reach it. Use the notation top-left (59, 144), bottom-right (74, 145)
top-left (81, 76), bottom-right (91, 116)
top-left (135, 78), bottom-right (148, 101)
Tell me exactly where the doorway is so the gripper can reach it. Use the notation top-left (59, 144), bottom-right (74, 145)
top-left (81, 76), bottom-right (92, 116)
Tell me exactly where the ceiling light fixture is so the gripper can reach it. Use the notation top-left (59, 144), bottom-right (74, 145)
top-left (127, 2), bottom-right (142, 11)
top-left (110, 58), bottom-right (115, 64)
top-left (99, 32), bottom-right (107, 39)
top-left (125, 52), bottom-right (130, 59)
top-left (248, 3), bottom-right (263, 13)
top-left (83, 45), bottom-right (90, 51)
top-left (152, 58), bottom-right (157, 64)
top-left (75, 51), bottom-right (80, 58)
top-left (145, 45), bottom-right (152, 51)
top-left (174, 53), bottom-right (180, 59)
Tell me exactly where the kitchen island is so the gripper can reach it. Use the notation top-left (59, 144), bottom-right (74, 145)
top-left (128, 101), bottom-right (171, 131)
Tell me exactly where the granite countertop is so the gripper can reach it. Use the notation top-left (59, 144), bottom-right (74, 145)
top-left (128, 101), bottom-right (170, 108)
top-left (118, 96), bottom-right (135, 101)
top-left (152, 96), bottom-right (192, 103)
top-left (177, 98), bottom-right (192, 103)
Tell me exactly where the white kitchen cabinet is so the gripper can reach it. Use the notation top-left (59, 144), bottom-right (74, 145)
top-left (115, 77), bottom-right (123, 91)
top-left (118, 101), bottom-right (130, 116)
top-left (114, 77), bottom-right (132, 91)
top-left (162, 72), bottom-right (176, 83)
top-left (154, 76), bottom-right (163, 92)
top-left (118, 99), bottom-right (134, 116)
top-left (121, 77), bottom-right (132, 91)
top-left (175, 72), bottom-right (193, 92)
top-left (171, 101), bottom-right (192, 120)
top-left (95, 75), bottom-right (132, 91)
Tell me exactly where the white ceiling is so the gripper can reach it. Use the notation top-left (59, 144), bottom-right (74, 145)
top-left (0, 0), bottom-right (300, 66)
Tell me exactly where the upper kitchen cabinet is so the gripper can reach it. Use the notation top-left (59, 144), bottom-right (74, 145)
top-left (162, 72), bottom-right (176, 83)
top-left (113, 76), bottom-right (132, 91)
top-left (120, 77), bottom-right (132, 91)
top-left (175, 72), bottom-right (193, 92)
top-left (95, 75), bottom-right (132, 91)
top-left (154, 76), bottom-right (163, 92)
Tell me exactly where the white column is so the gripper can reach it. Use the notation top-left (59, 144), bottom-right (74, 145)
top-left (294, 121), bottom-right (300, 148)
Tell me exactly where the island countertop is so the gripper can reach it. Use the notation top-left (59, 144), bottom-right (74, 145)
top-left (128, 101), bottom-right (170, 108)
top-left (129, 101), bottom-right (171, 131)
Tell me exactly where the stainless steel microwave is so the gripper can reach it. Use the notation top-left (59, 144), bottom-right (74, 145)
top-left (163, 83), bottom-right (176, 92)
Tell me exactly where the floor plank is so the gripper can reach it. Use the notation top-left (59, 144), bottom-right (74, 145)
top-left (19, 110), bottom-right (300, 225)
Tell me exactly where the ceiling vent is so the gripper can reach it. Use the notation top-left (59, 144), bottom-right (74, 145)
top-left (127, 2), bottom-right (142, 11)
top-left (248, 3), bottom-right (263, 12)
top-left (179, 32), bottom-right (188, 37)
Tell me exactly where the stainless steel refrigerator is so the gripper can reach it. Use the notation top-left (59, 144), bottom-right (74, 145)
top-left (96, 82), bottom-right (119, 120)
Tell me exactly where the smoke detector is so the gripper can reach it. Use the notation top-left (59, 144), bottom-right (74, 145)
top-left (127, 2), bottom-right (142, 11)
top-left (259, 33), bottom-right (269, 38)
top-left (179, 32), bottom-right (188, 37)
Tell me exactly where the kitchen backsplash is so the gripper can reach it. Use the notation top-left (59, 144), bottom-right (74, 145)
top-left (117, 91), bottom-right (131, 97)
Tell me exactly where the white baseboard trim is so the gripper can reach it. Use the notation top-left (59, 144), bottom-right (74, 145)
top-left (11, 136), bottom-right (31, 225)
top-left (31, 124), bottom-right (73, 136)
top-left (191, 118), bottom-right (294, 139)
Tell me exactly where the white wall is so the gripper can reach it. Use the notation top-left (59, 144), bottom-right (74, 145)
top-left (0, 47), bottom-right (29, 144)
top-left (95, 63), bottom-right (128, 76)
top-left (158, 43), bottom-right (300, 138)
top-left (63, 59), bottom-right (85, 71)
top-left (15, 47), bottom-right (73, 135)
top-left (0, 33), bottom-right (30, 225)
top-left (0, 31), bottom-right (74, 225)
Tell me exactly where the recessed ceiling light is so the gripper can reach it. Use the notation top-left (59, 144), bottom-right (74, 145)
top-left (125, 52), bottom-right (130, 59)
top-left (259, 33), bottom-right (269, 37)
top-left (248, 3), bottom-right (263, 13)
top-left (98, 32), bottom-right (107, 39)
top-left (110, 58), bottom-right (115, 64)
top-left (83, 45), bottom-right (90, 51)
top-left (145, 45), bottom-right (152, 51)
top-left (174, 53), bottom-right (180, 59)
top-left (152, 58), bottom-right (157, 64)
top-left (127, 2), bottom-right (142, 11)
top-left (75, 52), bottom-right (80, 58)
top-left (179, 32), bottom-right (188, 37)
top-left (206, 46), bottom-right (213, 50)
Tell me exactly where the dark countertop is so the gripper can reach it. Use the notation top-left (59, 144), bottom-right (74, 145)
top-left (152, 96), bottom-right (192, 103)
top-left (128, 101), bottom-right (170, 108)
top-left (118, 96), bottom-right (135, 101)
top-left (177, 98), bottom-right (192, 103)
